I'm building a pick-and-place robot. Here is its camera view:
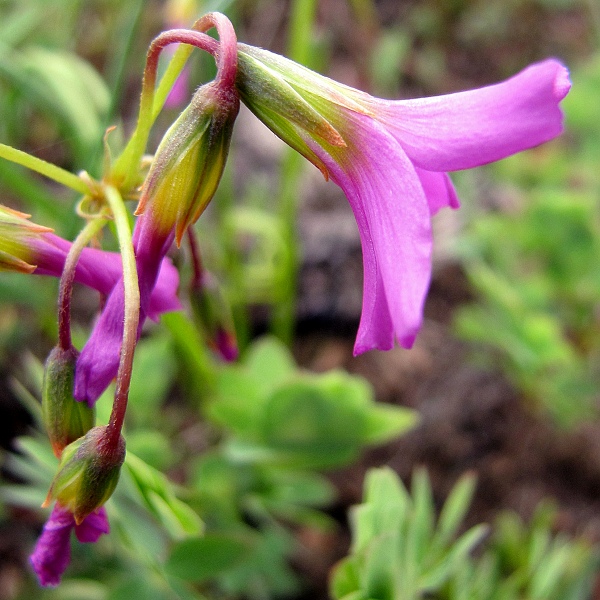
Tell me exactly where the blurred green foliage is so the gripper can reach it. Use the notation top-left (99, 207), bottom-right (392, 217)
top-left (1, 333), bottom-right (417, 599)
top-left (1, 0), bottom-right (600, 598)
top-left (455, 53), bottom-right (600, 426)
top-left (330, 468), bottom-right (599, 600)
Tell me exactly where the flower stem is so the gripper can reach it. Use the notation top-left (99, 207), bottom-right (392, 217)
top-left (0, 143), bottom-right (90, 195)
top-left (110, 30), bottom-right (218, 192)
top-left (102, 185), bottom-right (139, 450)
top-left (57, 216), bottom-right (109, 351)
top-left (187, 227), bottom-right (204, 290)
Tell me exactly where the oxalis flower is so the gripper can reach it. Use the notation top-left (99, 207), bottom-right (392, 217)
top-left (74, 14), bottom-right (240, 405)
top-left (30, 504), bottom-right (109, 587)
top-left (0, 205), bottom-right (181, 320)
top-left (235, 45), bottom-right (571, 353)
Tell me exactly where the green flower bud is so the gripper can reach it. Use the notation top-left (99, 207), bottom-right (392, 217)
top-left (0, 205), bottom-right (52, 273)
top-left (42, 345), bottom-right (95, 458)
top-left (43, 426), bottom-right (125, 524)
top-left (136, 80), bottom-right (239, 245)
top-left (190, 272), bottom-right (238, 361)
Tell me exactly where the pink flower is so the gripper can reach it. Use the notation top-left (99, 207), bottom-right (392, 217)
top-left (236, 47), bottom-right (571, 353)
top-left (30, 504), bottom-right (109, 587)
top-left (0, 207), bottom-right (181, 320)
top-left (74, 16), bottom-right (240, 405)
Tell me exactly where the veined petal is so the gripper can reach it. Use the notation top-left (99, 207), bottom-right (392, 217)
top-left (308, 112), bottom-right (433, 353)
top-left (74, 506), bottom-right (109, 542)
top-left (30, 504), bottom-right (74, 587)
top-left (374, 59), bottom-right (571, 172)
top-left (74, 218), bottom-right (174, 405)
top-left (415, 168), bottom-right (460, 216)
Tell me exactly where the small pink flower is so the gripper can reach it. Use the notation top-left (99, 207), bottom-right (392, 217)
top-left (0, 206), bottom-right (181, 320)
top-left (30, 504), bottom-right (109, 587)
top-left (236, 47), bottom-right (571, 353)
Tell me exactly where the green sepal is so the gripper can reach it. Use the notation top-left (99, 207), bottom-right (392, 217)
top-left (42, 345), bottom-right (95, 457)
top-left (44, 425), bottom-right (125, 524)
top-left (137, 82), bottom-right (239, 245)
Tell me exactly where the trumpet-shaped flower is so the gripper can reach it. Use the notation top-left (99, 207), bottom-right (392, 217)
top-left (235, 46), bottom-right (571, 353)
top-left (30, 504), bottom-right (109, 587)
top-left (0, 206), bottom-right (181, 320)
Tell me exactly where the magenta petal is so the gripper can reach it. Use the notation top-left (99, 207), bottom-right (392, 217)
top-left (145, 258), bottom-right (182, 320)
top-left (74, 218), bottom-right (174, 405)
top-left (75, 507), bottom-right (110, 543)
top-left (310, 114), bottom-right (432, 353)
top-left (30, 505), bottom-right (74, 587)
top-left (31, 233), bottom-right (181, 320)
top-left (416, 168), bottom-right (460, 216)
top-left (74, 280), bottom-right (126, 405)
top-left (377, 59), bottom-right (571, 171)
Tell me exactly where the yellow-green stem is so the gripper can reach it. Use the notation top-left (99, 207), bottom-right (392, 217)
top-left (0, 143), bottom-right (90, 195)
top-left (102, 185), bottom-right (139, 449)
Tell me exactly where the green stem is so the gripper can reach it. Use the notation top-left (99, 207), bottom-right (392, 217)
top-left (102, 185), bottom-right (139, 450)
top-left (152, 43), bottom-right (195, 121)
top-left (288, 0), bottom-right (319, 67)
top-left (110, 29), bottom-right (218, 192)
top-left (0, 143), bottom-right (89, 195)
top-left (57, 215), bottom-right (109, 351)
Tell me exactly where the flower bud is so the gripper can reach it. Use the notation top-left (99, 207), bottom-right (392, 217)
top-left (42, 345), bottom-right (95, 457)
top-left (43, 426), bottom-right (125, 524)
top-left (190, 272), bottom-right (238, 361)
top-left (0, 205), bottom-right (53, 273)
top-left (136, 80), bottom-right (239, 245)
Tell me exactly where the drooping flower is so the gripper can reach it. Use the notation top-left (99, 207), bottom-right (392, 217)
top-left (74, 14), bottom-right (240, 405)
top-left (0, 206), bottom-right (181, 320)
top-left (30, 504), bottom-right (109, 587)
top-left (235, 46), bottom-right (571, 353)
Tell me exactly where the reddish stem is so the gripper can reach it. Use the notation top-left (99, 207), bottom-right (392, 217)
top-left (187, 227), bottom-right (204, 290)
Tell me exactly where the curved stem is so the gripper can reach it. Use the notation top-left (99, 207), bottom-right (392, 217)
top-left (191, 12), bottom-right (238, 90)
top-left (102, 185), bottom-right (139, 450)
top-left (110, 29), bottom-right (218, 191)
top-left (57, 216), bottom-right (109, 350)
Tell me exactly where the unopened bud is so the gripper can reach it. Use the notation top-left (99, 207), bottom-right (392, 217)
top-left (43, 426), bottom-right (125, 524)
top-left (136, 80), bottom-right (239, 245)
top-left (42, 346), bottom-right (95, 457)
top-left (190, 272), bottom-right (238, 361)
top-left (0, 205), bottom-right (53, 273)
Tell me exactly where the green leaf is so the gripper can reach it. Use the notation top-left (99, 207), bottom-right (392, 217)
top-left (431, 472), bottom-right (477, 555)
top-left (408, 468), bottom-right (435, 565)
top-left (243, 335), bottom-right (295, 395)
top-left (165, 533), bottom-right (249, 582)
top-left (124, 452), bottom-right (203, 538)
top-left (363, 403), bottom-right (419, 445)
top-left (419, 524), bottom-right (488, 591)
top-left (330, 556), bottom-right (362, 599)
top-left (125, 430), bottom-right (174, 471)
top-left (127, 334), bottom-right (177, 425)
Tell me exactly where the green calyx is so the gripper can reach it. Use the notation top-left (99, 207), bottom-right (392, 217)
top-left (44, 426), bottom-right (125, 524)
top-left (42, 345), bottom-right (95, 458)
top-left (0, 205), bottom-right (52, 273)
top-left (235, 44), bottom-right (372, 178)
top-left (136, 82), bottom-right (239, 245)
